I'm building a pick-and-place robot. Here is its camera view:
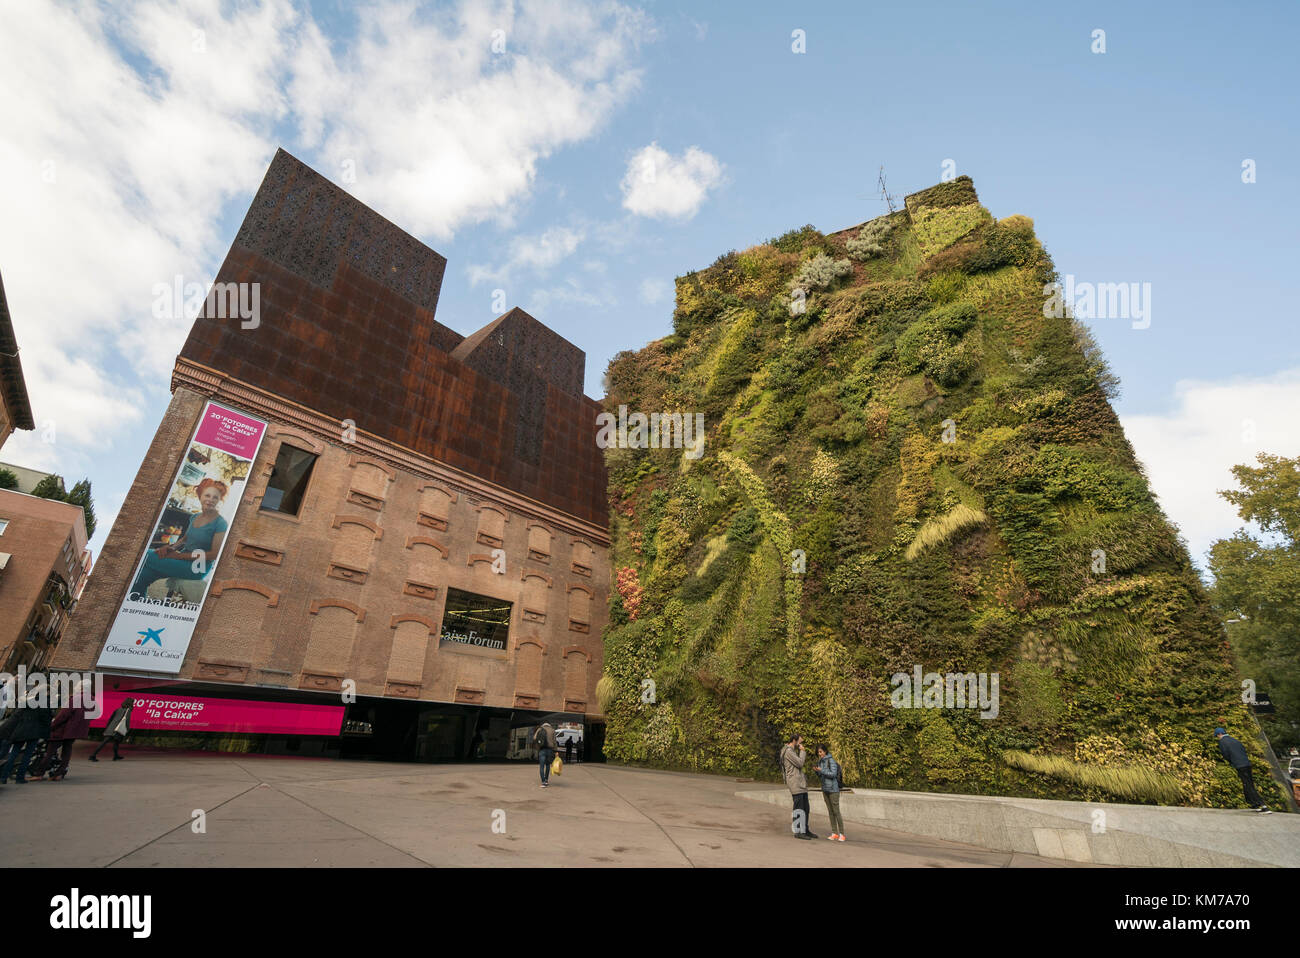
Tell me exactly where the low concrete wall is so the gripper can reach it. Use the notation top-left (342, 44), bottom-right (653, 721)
top-left (736, 787), bottom-right (1299, 867)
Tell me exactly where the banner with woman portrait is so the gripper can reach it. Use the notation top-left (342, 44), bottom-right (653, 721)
top-left (97, 402), bottom-right (267, 674)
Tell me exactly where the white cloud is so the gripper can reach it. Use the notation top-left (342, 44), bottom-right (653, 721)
top-left (290, 1), bottom-right (654, 239)
top-left (467, 225), bottom-right (585, 285)
top-left (1121, 368), bottom-right (1300, 566)
top-left (620, 142), bottom-right (723, 220)
top-left (0, 0), bottom-right (298, 492)
top-left (0, 0), bottom-right (654, 552)
top-left (639, 278), bottom-right (669, 304)
top-left (526, 278), bottom-right (608, 314)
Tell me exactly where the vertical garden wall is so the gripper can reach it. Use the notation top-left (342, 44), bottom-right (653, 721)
top-left (599, 176), bottom-right (1277, 808)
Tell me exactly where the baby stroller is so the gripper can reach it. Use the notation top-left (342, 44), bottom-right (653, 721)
top-left (25, 737), bottom-right (62, 781)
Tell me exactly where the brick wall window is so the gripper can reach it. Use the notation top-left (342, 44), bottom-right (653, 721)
top-left (527, 523), bottom-right (552, 562)
top-left (476, 505), bottom-right (507, 548)
top-left (567, 585), bottom-right (591, 631)
top-left (260, 444), bottom-right (318, 516)
top-left (570, 539), bottom-right (593, 577)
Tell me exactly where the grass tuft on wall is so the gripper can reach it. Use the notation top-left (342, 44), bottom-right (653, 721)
top-left (905, 504), bottom-right (989, 561)
top-left (1002, 750), bottom-right (1185, 804)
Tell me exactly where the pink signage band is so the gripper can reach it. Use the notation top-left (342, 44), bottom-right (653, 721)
top-left (93, 690), bottom-right (344, 737)
top-left (194, 403), bottom-right (267, 459)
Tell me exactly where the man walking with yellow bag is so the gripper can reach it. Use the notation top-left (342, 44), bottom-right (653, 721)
top-left (533, 721), bottom-right (559, 788)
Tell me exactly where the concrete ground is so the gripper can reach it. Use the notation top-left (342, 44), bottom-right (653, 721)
top-left (0, 744), bottom-right (1078, 867)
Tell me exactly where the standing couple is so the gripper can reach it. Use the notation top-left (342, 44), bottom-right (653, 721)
top-left (780, 733), bottom-right (847, 841)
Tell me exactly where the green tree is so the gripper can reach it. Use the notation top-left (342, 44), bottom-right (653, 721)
top-left (1209, 453), bottom-right (1300, 751)
top-left (30, 473), bottom-right (66, 499)
top-left (0, 468), bottom-right (17, 490)
top-left (66, 479), bottom-right (97, 540)
top-left (27, 473), bottom-right (97, 539)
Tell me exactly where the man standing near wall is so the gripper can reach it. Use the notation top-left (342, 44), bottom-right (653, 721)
top-left (1215, 727), bottom-right (1273, 813)
top-left (781, 733), bottom-right (816, 839)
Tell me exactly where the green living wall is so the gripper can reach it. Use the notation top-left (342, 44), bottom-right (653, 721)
top-left (599, 177), bottom-right (1280, 809)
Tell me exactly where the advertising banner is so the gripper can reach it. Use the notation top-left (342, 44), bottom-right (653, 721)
top-left (91, 690), bottom-right (344, 736)
top-left (97, 402), bottom-right (268, 674)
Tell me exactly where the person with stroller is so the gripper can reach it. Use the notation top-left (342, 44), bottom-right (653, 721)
top-left (29, 684), bottom-right (94, 781)
top-left (0, 694), bottom-right (53, 784)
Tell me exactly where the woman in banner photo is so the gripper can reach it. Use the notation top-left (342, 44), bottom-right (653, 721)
top-left (130, 477), bottom-right (229, 598)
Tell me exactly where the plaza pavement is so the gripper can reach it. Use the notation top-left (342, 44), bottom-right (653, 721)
top-left (0, 744), bottom-right (1077, 867)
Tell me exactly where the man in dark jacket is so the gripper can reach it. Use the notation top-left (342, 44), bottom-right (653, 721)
top-left (0, 699), bottom-right (53, 784)
top-left (534, 722), bottom-right (558, 788)
top-left (30, 699), bottom-right (92, 781)
top-left (0, 708), bottom-right (19, 767)
top-left (1215, 727), bottom-right (1272, 813)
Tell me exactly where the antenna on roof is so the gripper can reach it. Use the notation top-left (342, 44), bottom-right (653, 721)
top-left (877, 166), bottom-right (898, 213)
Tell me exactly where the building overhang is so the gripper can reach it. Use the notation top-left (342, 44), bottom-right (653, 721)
top-left (0, 269), bottom-right (36, 431)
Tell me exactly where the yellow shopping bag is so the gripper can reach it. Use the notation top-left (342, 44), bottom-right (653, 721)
top-left (551, 755), bottom-right (563, 777)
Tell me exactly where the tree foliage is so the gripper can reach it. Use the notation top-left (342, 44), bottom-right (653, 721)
top-left (1209, 453), bottom-right (1300, 750)
top-left (28, 473), bottom-right (98, 539)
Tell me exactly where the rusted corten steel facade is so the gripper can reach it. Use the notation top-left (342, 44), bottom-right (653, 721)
top-left (0, 491), bottom-right (88, 672)
top-left (180, 149), bottom-right (604, 527)
top-left (52, 149), bottom-right (609, 717)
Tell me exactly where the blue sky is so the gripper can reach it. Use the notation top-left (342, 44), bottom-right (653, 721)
top-left (1, 0), bottom-right (1297, 568)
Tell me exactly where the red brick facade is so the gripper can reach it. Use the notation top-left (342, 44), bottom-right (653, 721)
top-left (0, 490), bottom-right (87, 670)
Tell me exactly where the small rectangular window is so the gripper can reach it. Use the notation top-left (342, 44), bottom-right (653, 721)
top-left (0, 519), bottom-right (8, 535)
top-left (260, 445), bottom-right (318, 516)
